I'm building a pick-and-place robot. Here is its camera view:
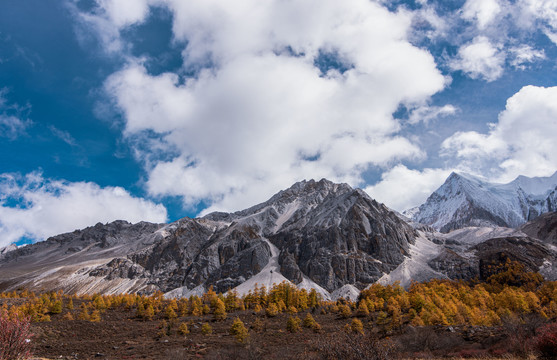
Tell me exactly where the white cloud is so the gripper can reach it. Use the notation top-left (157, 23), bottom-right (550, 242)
top-left (0, 115), bottom-right (31, 140)
top-left (509, 45), bottom-right (546, 69)
top-left (364, 165), bottom-right (452, 212)
top-left (49, 125), bottom-right (77, 146)
top-left (96, 0), bottom-right (150, 28)
top-left (69, 0), bottom-right (151, 53)
top-left (0, 172), bottom-right (167, 247)
top-left (462, 0), bottom-right (502, 30)
top-left (450, 36), bottom-right (505, 82)
top-left (100, 0), bottom-right (446, 213)
top-left (514, 0), bottom-right (557, 44)
top-left (441, 85), bottom-right (557, 182)
top-left (519, 0), bottom-right (557, 28)
top-left (0, 89), bottom-right (32, 140)
top-left (408, 104), bottom-right (457, 125)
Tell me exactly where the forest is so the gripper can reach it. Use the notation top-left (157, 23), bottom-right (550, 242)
top-left (1, 260), bottom-right (557, 359)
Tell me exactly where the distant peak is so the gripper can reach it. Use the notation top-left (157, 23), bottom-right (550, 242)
top-left (446, 171), bottom-right (483, 184)
top-left (287, 178), bottom-right (352, 193)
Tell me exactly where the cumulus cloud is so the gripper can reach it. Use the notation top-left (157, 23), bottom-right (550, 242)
top-left (98, 0), bottom-right (446, 212)
top-left (0, 172), bottom-right (167, 247)
top-left (68, 0), bottom-right (151, 53)
top-left (509, 45), bottom-right (546, 69)
top-left (364, 165), bottom-right (452, 212)
top-left (462, 0), bottom-right (502, 30)
top-left (450, 36), bottom-right (505, 82)
top-left (441, 85), bottom-right (557, 182)
top-left (518, 0), bottom-right (557, 44)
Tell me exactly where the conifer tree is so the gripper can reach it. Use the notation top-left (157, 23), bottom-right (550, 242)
top-left (266, 303), bottom-right (278, 317)
top-left (179, 322), bottom-right (190, 336)
top-left (339, 304), bottom-right (352, 318)
top-left (78, 305), bottom-right (90, 321)
top-left (145, 304), bottom-right (155, 321)
top-left (67, 298), bottom-right (74, 310)
top-left (303, 313), bottom-right (316, 328)
top-left (165, 304), bottom-right (177, 320)
top-left (357, 301), bottom-right (370, 317)
top-left (213, 298), bottom-right (227, 321)
top-left (350, 318), bottom-right (364, 334)
top-left (286, 316), bottom-right (302, 333)
top-left (50, 300), bottom-right (63, 314)
top-left (229, 317), bottom-right (250, 344)
top-left (90, 310), bottom-right (101, 322)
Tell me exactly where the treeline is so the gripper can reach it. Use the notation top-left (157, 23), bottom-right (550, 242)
top-left (1, 260), bottom-right (556, 330)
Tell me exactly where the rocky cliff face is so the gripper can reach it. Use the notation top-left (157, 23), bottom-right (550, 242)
top-left (411, 172), bottom-right (557, 232)
top-left (520, 211), bottom-right (557, 245)
top-left (0, 179), bottom-right (417, 296)
top-left (2, 178), bottom-right (555, 299)
top-left (269, 187), bottom-right (416, 291)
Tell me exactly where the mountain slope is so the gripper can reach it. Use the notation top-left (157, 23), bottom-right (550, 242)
top-left (520, 211), bottom-right (557, 245)
top-left (411, 172), bottom-right (557, 232)
top-left (0, 179), bottom-right (417, 297)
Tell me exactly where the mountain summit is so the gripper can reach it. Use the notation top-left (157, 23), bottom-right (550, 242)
top-left (410, 172), bottom-right (557, 232)
top-left (0, 179), bottom-right (416, 298)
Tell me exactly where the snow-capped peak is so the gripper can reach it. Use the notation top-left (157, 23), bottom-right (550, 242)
top-left (411, 171), bottom-right (557, 232)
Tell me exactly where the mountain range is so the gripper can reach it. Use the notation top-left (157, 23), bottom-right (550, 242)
top-left (408, 171), bottom-right (557, 232)
top-left (1, 174), bottom-right (557, 301)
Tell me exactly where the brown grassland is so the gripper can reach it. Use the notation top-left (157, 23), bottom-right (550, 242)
top-left (1, 260), bottom-right (557, 360)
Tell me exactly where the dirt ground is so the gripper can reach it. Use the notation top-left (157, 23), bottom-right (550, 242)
top-left (25, 306), bottom-right (515, 360)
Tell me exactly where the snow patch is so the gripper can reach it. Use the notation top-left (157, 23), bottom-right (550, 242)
top-left (331, 284), bottom-right (360, 301)
top-left (274, 200), bottom-right (300, 232)
top-left (165, 284), bottom-right (206, 299)
top-left (297, 276), bottom-right (331, 301)
top-left (377, 232), bottom-right (447, 288)
top-left (233, 238), bottom-right (292, 296)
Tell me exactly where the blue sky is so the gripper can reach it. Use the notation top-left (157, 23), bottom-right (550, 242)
top-left (1, 0), bottom-right (557, 246)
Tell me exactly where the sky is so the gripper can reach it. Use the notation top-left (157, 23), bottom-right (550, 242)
top-left (1, 0), bottom-right (557, 247)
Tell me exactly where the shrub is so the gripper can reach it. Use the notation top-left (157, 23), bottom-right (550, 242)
top-left (311, 332), bottom-right (398, 360)
top-left (251, 318), bottom-right (264, 333)
top-left (0, 313), bottom-right (33, 360)
top-left (312, 322), bottom-right (322, 333)
top-left (201, 323), bottom-right (212, 335)
top-left (534, 322), bottom-right (557, 358)
top-left (157, 320), bottom-right (171, 338)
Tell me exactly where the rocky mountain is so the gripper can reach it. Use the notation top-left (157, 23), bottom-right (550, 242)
top-left (1, 178), bottom-right (556, 301)
top-left (520, 211), bottom-right (557, 245)
top-left (0, 179), bottom-right (416, 299)
top-left (409, 172), bottom-right (557, 233)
